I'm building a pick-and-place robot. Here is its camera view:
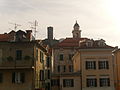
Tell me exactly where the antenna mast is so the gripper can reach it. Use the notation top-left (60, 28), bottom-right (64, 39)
top-left (29, 20), bottom-right (38, 39)
top-left (9, 23), bottom-right (21, 31)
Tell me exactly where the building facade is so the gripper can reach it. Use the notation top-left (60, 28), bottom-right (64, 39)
top-left (113, 48), bottom-right (120, 90)
top-left (73, 39), bottom-right (115, 90)
top-left (52, 21), bottom-right (87, 90)
top-left (0, 30), bottom-right (51, 90)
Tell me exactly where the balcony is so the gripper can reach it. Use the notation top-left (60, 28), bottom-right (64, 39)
top-left (0, 57), bottom-right (34, 69)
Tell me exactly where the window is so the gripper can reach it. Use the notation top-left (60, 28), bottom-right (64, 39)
top-left (69, 65), bottom-right (73, 72)
top-left (51, 79), bottom-right (60, 86)
top-left (16, 50), bottom-right (22, 60)
top-left (99, 61), bottom-right (109, 69)
top-left (36, 49), bottom-right (38, 61)
top-left (86, 41), bottom-right (93, 47)
top-left (98, 40), bottom-right (105, 47)
top-left (57, 65), bottom-right (60, 72)
top-left (45, 83), bottom-right (50, 90)
top-left (58, 65), bottom-right (66, 72)
top-left (86, 61), bottom-right (96, 69)
top-left (0, 73), bottom-right (3, 83)
top-left (59, 54), bottom-right (64, 61)
top-left (47, 70), bottom-right (50, 79)
top-left (46, 57), bottom-right (50, 68)
top-left (63, 79), bottom-right (74, 87)
top-left (63, 65), bottom-right (66, 72)
top-left (12, 72), bottom-right (25, 83)
top-left (99, 42), bottom-right (105, 47)
top-left (40, 51), bottom-right (44, 62)
top-left (100, 78), bottom-right (110, 87)
top-left (69, 54), bottom-right (74, 60)
top-left (40, 70), bottom-right (44, 81)
top-left (86, 78), bottom-right (97, 87)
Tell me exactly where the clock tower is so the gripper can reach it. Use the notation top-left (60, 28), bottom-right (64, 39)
top-left (72, 21), bottom-right (81, 38)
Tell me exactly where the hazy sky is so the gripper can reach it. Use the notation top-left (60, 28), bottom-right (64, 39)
top-left (0, 0), bottom-right (120, 47)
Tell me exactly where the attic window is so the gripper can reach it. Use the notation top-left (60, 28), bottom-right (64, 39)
top-left (98, 40), bottom-right (105, 47)
top-left (86, 41), bottom-right (93, 47)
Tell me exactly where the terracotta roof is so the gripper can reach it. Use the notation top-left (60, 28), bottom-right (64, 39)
top-left (54, 38), bottom-right (88, 47)
top-left (0, 30), bottom-right (34, 42)
top-left (54, 38), bottom-right (114, 49)
top-left (79, 40), bottom-right (114, 49)
top-left (0, 34), bottom-right (10, 41)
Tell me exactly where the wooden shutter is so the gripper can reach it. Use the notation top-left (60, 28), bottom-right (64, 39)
top-left (48, 70), bottom-right (50, 79)
top-left (95, 79), bottom-right (97, 87)
top-left (0, 73), bottom-right (3, 83)
top-left (108, 78), bottom-right (110, 86)
top-left (106, 61), bottom-right (109, 69)
top-left (20, 73), bottom-right (25, 83)
top-left (63, 79), bottom-right (66, 87)
top-left (71, 79), bottom-right (74, 87)
top-left (12, 72), bottom-right (15, 83)
top-left (94, 61), bottom-right (96, 69)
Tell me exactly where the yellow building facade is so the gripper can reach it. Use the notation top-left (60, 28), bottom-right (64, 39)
top-left (113, 49), bottom-right (120, 90)
top-left (0, 40), bottom-right (48, 90)
top-left (51, 21), bottom-right (86, 90)
top-left (73, 39), bottom-right (115, 90)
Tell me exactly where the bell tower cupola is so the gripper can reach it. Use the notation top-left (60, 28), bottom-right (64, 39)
top-left (72, 21), bottom-right (81, 38)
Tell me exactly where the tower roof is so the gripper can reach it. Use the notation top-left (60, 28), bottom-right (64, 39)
top-left (74, 21), bottom-right (80, 28)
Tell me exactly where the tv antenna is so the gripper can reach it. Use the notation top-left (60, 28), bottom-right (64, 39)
top-left (9, 22), bottom-right (21, 31)
top-left (29, 20), bottom-right (38, 39)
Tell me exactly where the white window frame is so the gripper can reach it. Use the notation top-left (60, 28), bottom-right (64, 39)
top-left (99, 60), bottom-right (109, 69)
top-left (86, 61), bottom-right (96, 69)
top-left (86, 78), bottom-right (97, 87)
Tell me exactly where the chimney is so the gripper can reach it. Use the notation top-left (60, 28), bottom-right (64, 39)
top-left (47, 27), bottom-right (53, 40)
top-left (26, 30), bottom-right (32, 41)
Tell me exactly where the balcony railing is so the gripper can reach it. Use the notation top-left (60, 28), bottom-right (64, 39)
top-left (0, 57), bottom-right (34, 69)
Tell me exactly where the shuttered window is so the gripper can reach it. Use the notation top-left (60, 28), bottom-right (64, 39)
top-left (12, 72), bottom-right (25, 84)
top-left (99, 61), bottom-right (109, 69)
top-left (16, 50), bottom-right (22, 60)
top-left (40, 70), bottom-right (44, 81)
top-left (63, 79), bottom-right (74, 87)
top-left (100, 78), bottom-right (110, 87)
top-left (86, 78), bottom-right (97, 87)
top-left (86, 61), bottom-right (96, 69)
top-left (59, 54), bottom-right (64, 61)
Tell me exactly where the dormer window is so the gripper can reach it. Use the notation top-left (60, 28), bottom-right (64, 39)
top-left (86, 40), bottom-right (93, 47)
top-left (98, 39), bottom-right (106, 47)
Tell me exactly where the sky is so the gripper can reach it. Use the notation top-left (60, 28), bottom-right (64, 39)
top-left (0, 0), bottom-right (120, 47)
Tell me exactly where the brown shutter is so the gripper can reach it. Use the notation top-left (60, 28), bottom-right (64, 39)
top-left (20, 73), bottom-right (25, 83)
top-left (0, 73), bottom-right (3, 83)
top-left (71, 79), bottom-right (74, 87)
top-left (63, 79), bottom-right (66, 87)
top-left (12, 72), bottom-right (15, 83)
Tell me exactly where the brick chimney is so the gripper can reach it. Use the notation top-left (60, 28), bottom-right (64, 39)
top-left (26, 30), bottom-right (32, 41)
